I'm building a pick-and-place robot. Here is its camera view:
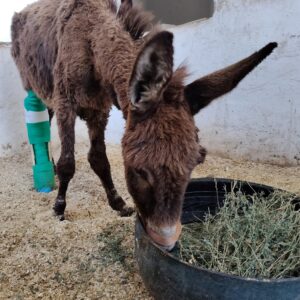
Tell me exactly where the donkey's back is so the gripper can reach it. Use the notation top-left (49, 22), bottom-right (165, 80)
top-left (11, 0), bottom-right (117, 104)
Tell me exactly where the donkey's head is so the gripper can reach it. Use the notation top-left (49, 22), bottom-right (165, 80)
top-left (122, 31), bottom-right (277, 250)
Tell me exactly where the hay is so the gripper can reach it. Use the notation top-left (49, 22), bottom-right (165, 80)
top-left (1, 143), bottom-right (300, 298)
top-left (179, 189), bottom-right (300, 279)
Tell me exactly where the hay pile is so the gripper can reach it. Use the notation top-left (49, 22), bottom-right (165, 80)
top-left (1, 143), bottom-right (300, 298)
top-left (179, 189), bottom-right (300, 279)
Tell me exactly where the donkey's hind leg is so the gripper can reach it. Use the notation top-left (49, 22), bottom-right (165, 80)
top-left (53, 101), bottom-right (76, 220)
top-left (47, 107), bottom-right (56, 173)
top-left (48, 108), bottom-right (55, 125)
top-left (85, 110), bottom-right (134, 217)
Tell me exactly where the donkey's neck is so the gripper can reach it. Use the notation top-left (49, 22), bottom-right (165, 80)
top-left (90, 14), bottom-right (139, 118)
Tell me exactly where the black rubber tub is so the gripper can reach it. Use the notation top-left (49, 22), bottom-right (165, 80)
top-left (135, 178), bottom-right (300, 300)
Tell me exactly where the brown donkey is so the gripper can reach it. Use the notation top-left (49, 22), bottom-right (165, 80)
top-left (11, 0), bottom-right (277, 249)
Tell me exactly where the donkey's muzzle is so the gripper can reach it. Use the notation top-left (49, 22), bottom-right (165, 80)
top-left (146, 222), bottom-right (182, 251)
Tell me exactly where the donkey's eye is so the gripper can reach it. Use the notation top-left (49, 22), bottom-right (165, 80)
top-left (136, 169), bottom-right (149, 181)
top-left (135, 168), bottom-right (155, 187)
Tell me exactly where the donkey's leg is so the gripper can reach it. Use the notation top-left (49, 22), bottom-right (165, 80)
top-left (53, 103), bottom-right (76, 220)
top-left (86, 112), bottom-right (134, 217)
top-left (48, 108), bottom-right (55, 125)
top-left (47, 107), bottom-right (56, 173)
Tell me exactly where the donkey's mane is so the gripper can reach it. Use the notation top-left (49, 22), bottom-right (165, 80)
top-left (110, 0), bottom-right (155, 40)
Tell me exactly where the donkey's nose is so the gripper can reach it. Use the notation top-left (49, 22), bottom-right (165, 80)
top-left (146, 222), bottom-right (182, 251)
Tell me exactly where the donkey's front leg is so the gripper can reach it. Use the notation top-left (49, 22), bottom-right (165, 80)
top-left (53, 103), bottom-right (76, 220)
top-left (86, 113), bottom-right (134, 217)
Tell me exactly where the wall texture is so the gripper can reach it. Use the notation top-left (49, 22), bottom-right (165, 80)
top-left (0, 44), bottom-right (28, 156)
top-left (171, 0), bottom-right (300, 165)
top-left (0, 0), bottom-right (299, 165)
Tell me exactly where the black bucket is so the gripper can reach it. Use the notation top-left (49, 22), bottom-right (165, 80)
top-left (135, 178), bottom-right (300, 300)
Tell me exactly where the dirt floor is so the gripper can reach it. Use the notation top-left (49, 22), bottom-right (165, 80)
top-left (0, 143), bottom-right (299, 300)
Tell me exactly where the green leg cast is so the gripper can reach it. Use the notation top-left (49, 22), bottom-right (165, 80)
top-left (24, 90), bottom-right (55, 193)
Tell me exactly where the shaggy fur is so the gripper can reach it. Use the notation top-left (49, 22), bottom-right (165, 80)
top-left (11, 0), bottom-right (277, 231)
top-left (118, 0), bottom-right (154, 41)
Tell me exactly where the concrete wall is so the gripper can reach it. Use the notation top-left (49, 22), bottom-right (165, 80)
top-left (0, 0), bottom-right (300, 165)
top-left (0, 44), bottom-right (28, 156)
top-left (171, 0), bottom-right (300, 165)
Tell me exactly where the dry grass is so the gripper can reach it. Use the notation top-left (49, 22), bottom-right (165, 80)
top-left (179, 189), bottom-right (300, 279)
top-left (0, 143), bottom-right (300, 299)
top-left (0, 144), bottom-right (148, 300)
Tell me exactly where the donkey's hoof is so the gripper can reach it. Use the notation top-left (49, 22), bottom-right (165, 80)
top-left (58, 214), bottom-right (65, 221)
top-left (118, 206), bottom-right (135, 217)
top-left (109, 194), bottom-right (126, 210)
top-left (53, 198), bottom-right (66, 217)
top-left (108, 193), bottom-right (135, 216)
top-left (54, 214), bottom-right (65, 221)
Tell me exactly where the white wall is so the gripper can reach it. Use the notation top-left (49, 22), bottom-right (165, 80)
top-left (170, 0), bottom-right (300, 165)
top-left (0, 0), bottom-right (36, 42)
top-left (0, 0), bottom-right (300, 165)
top-left (0, 44), bottom-right (28, 156)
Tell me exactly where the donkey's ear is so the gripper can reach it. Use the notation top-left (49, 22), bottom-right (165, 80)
top-left (129, 31), bottom-right (174, 113)
top-left (185, 42), bottom-right (277, 115)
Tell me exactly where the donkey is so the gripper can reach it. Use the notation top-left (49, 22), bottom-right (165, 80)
top-left (11, 0), bottom-right (277, 249)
